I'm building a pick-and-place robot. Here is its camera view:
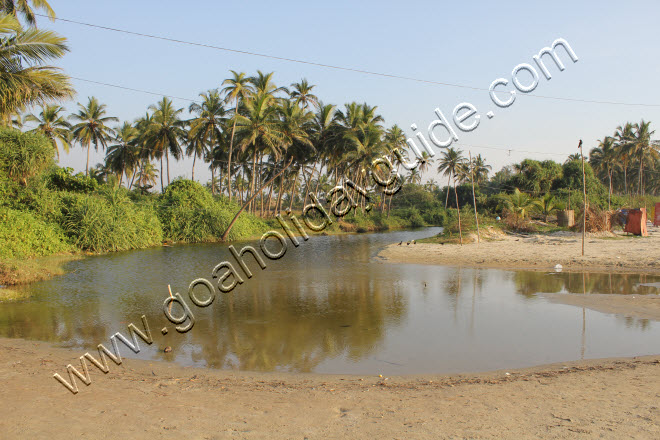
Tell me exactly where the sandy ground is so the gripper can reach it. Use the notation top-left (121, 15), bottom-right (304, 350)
top-left (1, 337), bottom-right (659, 439)
top-left (542, 293), bottom-right (660, 321)
top-left (378, 226), bottom-right (660, 274)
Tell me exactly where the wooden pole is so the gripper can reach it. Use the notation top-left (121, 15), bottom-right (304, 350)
top-left (469, 151), bottom-right (480, 244)
top-left (579, 139), bottom-right (586, 256)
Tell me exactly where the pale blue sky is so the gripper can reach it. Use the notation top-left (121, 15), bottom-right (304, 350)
top-left (39, 0), bottom-right (660, 184)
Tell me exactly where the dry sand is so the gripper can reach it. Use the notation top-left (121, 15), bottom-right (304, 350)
top-left (379, 226), bottom-right (660, 274)
top-left (1, 337), bottom-right (659, 439)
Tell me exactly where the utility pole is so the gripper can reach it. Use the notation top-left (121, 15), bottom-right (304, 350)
top-left (578, 139), bottom-right (587, 256)
top-left (469, 151), bottom-right (480, 244)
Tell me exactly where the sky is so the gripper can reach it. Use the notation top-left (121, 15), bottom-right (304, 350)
top-left (32, 0), bottom-right (660, 186)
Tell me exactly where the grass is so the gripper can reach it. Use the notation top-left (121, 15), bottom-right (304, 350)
top-left (0, 254), bottom-right (81, 287)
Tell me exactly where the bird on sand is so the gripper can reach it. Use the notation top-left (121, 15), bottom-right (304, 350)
top-left (406, 241), bottom-right (410, 245)
top-left (398, 241), bottom-right (402, 245)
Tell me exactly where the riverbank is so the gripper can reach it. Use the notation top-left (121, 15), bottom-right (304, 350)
top-left (379, 226), bottom-right (660, 274)
top-left (1, 337), bottom-right (658, 439)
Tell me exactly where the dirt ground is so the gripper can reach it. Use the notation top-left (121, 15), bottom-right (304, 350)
top-left (378, 226), bottom-right (660, 274)
top-left (1, 337), bottom-right (659, 439)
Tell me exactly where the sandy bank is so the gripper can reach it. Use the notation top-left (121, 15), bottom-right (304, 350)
top-left (542, 292), bottom-right (660, 321)
top-left (378, 226), bottom-right (660, 274)
top-left (1, 338), bottom-right (658, 439)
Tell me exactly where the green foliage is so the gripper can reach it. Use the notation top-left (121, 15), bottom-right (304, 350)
top-left (60, 189), bottom-right (163, 252)
top-left (0, 127), bottom-right (54, 185)
top-left (0, 207), bottom-right (73, 259)
top-left (46, 166), bottom-right (98, 192)
top-left (158, 178), bottom-right (264, 242)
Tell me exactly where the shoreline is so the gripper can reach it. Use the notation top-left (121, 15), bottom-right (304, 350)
top-left (378, 228), bottom-right (660, 275)
top-left (2, 336), bottom-right (658, 438)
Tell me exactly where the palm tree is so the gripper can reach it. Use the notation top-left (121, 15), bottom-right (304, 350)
top-left (24, 104), bottom-right (71, 160)
top-left (234, 92), bottom-right (283, 214)
top-left (504, 189), bottom-right (538, 219)
top-left (0, 14), bottom-right (72, 123)
top-left (221, 70), bottom-right (254, 202)
top-left (470, 154), bottom-right (491, 184)
top-left (416, 151), bottom-right (434, 180)
top-left (70, 97), bottom-right (118, 176)
top-left (614, 122), bottom-right (635, 195)
top-left (590, 137), bottom-right (618, 209)
top-left (188, 89), bottom-right (226, 183)
top-left (105, 122), bottom-right (139, 187)
top-left (437, 147), bottom-right (465, 208)
top-left (136, 161), bottom-right (158, 194)
top-left (565, 153), bottom-right (581, 163)
top-left (1, 0), bottom-right (55, 26)
top-left (145, 97), bottom-right (186, 187)
top-left (536, 193), bottom-right (556, 222)
top-left (290, 79), bottom-right (318, 109)
top-left (629, 120), bottom-right (659, 195)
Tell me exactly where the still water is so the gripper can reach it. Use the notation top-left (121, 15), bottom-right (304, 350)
top-left (2, 228), bottom-right (659, 374)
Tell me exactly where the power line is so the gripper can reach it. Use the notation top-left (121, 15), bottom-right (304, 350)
top-left (42, 13), bottom-right (660, 108)
top-left (70, 77), bottom-right (200, 103)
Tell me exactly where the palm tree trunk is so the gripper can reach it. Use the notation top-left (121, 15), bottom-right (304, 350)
top-left (249, 146), bottom-right (257, 214)
top-left (454, 183), bottom-right (463, 246)
top-left (266, 181), bottom-right (275, 216)
top-left (445, 172), bottom-right (452, 208)
top-left (85, 143), bottom-right (91, 176)
top-left (227, 101), bottom-right (238, 202)
top-left (159, 156), bottom-right (164, 193)
top-left (210, 166), bottom-right (216, 195)
top-left (221, 158), bottom-right (294, 241)
top-left (128, 168), bottom-right (137, 190)
top-left (276, 174), bottom-right (285, 214)
top-left (289, 169), bottom-right (299, 212)
top-left (191, 153), bottom-right (196, 182)
top-left (607, 170), bottom-right (612, 210)
top-left (166, 149), bottom-right (171, 185)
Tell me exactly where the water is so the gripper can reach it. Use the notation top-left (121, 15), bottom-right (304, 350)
top-left (2, 227), bottom-right (659, 374)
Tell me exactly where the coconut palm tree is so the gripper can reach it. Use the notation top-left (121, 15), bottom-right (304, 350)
top-left (628, 120), bottom-right (659, 195)
top-left (289, 79), bottom-right (318, 109)
top-left (437, 147), bottom-right (465, 208)
top-left (145, 97), bottom-right (186, 186)
top-left (470, 154), bottom-right (491, 184)
top-left (0, 14), bottom-right (72, 123)
top-left (24, 104), bottom-right (71, 160)
top-left (1, 0), bottom-right (55, 26)
top-left (590, 137), bottom-right (618, 209)
top-left (234, 92), bottom-right (283, 213)
top-left (221, 70), bottom-right (254, 202)
top-left (188, 89), bottom-right (226, 183)
top-left (504, 189), bottom-right (539, 220)
top-left (70, 96), bottom-right (118, 176)
top-left (105, 122), bottom-right (139, 187)
top-left (535, 193), bottom-right (556, 222)
top-left (614, 122), bottom-right (635, 195)
top-left (136, 161), bottom-right (158, 194)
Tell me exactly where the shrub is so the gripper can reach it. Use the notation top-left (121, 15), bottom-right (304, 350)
top-left (60, 190), bottom-right (163, 252)
top-left (0, 128), bottom-right (54, 186)
top-left (47, 166), bottom-right (98, 193)
top-left (0, 208), bottom-right (73, 259)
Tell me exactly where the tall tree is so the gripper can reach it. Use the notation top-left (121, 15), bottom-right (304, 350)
top-left (105, 122), bottom-right (138, 187)
top-left (70, 97), bottom-right (117, 176)
top-left (24, 104), bottom-right (70, 160)
top-left (437, 147), bottom-right (464, 208)
top-left (290, 78), bottom-right (318, 109)
top-left (221, 70), bottom-right (253, 201)
top-left (0, 14), bottom-right (72, 122)
top-left (188, 89), bottom-right (226, 183)
top-left (145, 97), bottom-right (186, 186)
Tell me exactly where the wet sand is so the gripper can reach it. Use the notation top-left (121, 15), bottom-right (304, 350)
top-left (1, 337), bottom-right (659, 439)
top-left (542, 293), bottom-right (660, 321)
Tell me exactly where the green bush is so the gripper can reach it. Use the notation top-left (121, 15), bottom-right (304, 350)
top-left (47, 167), bottom-right (98, 193)
top-left (158, 179), bottom-right (265, 242)
top-left (0, 127), bottom-right (54, 186)
top-left (60, 189), bottom-right (163, 252)
top-left (0, 208), bottom-right (73, 259)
